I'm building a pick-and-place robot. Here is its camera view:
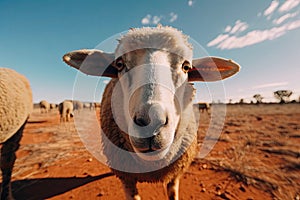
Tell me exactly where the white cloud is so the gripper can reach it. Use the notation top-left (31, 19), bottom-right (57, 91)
top-left (216, 27), bottom-right (285, 49)
top-left (141, 14), bottom-right (151, 25)
top-left (152, 15), bottom-right (162, 24)
top-left (207, 19), bottom-right (300, 49)
top-left (278, 0), bottom-right (300, 12)
top-left (224, 25), bottom-right (232, 33)
top-left (286, 18), bottom-right (300, 29)
top-left (264, 0), bottom-right (279, 16)
top-left (208, 0), bottom-right (300, 50)
top-left (273, 11), bottom-right (299, 24)
top-left (207, 34), bottom-right (229, 47)
top-left (169, 12), bottom-right (178, 23)
top-left (141, 14), bottom-right (162, 25)
top-left (230, 20), bottom-right (249, 34)
top-left (188, 0), bottom-right (194, 6)
top-left (141, 12), bottom-right (178, 25)
top-left (252, 82), bottom-right (288, 89)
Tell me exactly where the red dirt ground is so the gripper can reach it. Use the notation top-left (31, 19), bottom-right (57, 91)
top-left (1, 104), bottom-right (299, 200)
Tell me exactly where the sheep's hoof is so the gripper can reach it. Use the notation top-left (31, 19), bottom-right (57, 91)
top-left (133, 195), bottom-right (141, 200)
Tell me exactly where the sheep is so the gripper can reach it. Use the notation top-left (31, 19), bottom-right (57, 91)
top-left (83, 102), bottom-right (90, 109)
top-left (50, 103), bottom-right (58, 110)
top-left (63, 26), bottom-right (240, 200)
top-left (89, 102), bottom-right (95, 110)
top-left (39, 100), bottom-right (50, 113)
top-left (72, 100), bottom-right (83, 112)
top-left (82, 102), bottom-right (95, 110)
top-left (0, 68), bottom-right (32, 200)
top-left (197, 102), bottom-right (210, 113)
top-left (58, 100), bottom-right (74, 122)
top-left (94, 102), bottom-right (101, 109)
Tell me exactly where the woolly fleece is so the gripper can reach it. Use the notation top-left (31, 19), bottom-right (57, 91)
top-left (0, 68), bottom-right (32, 143)
top-left (115, 26), bottom-right (193, 61)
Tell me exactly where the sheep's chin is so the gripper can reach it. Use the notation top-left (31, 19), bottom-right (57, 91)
top-left (133, 146), bottom-right (171, 161)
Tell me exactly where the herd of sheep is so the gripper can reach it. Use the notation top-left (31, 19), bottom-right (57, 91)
top-left (0, 26), bottom-right (239, 200)
top-left (38, 100), bottom-right (97, 122)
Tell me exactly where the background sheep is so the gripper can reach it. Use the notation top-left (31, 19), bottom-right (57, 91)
top-left (63, 26), bottom-right (240, 199)
top-left (89, 102), bottom-right (95, 110)
top-left (0, 68), bottom-right (32, 200)
top-left (39, 100), bottom-right (50, 113)
top-left (50, 103), bottom-right (58, 110)
top-left (58, 100), bottom-right (74, 122)
top-left (94, 102), bottom-right (101, 109)
top-left (197, 102), bottom-right (210, 113)
top-left (72, 100), bottom-right (83, 113)
top-left (83, 102), bottom-right (90, 109)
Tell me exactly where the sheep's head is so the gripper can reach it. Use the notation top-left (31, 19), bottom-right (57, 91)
top-left (63, 26), bottom-right (240, 161)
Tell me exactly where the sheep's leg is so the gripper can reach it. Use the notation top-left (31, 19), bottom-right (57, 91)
top-left (167, 176), bottom-right (180, 200)
top-left (1, 121), bottom-right (25, 200)
top-left (121, 179), bottom-right (141, 200)
top-left (66, 109), bottom-right (70, 122)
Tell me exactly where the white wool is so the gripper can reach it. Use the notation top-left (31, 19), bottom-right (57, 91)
top-left (59, 100), bottom-right (74, 122)
top-left (0, 68), bottom-right (32, 142)
top-left (115, 26), bottom-right (193, 61)
top-left (40, 100), bottom-right (50, 109)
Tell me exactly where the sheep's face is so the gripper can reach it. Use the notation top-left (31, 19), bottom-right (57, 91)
top-left (63, 26), bottom-right (240, 161)
top-left (113, 48), bottom-right (193, 160)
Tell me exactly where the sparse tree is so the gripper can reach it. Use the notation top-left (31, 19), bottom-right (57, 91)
top-left (239, 98), bottom-right (244, 104)
top-left (253, 94), bottom-right (263, 104)
top-left (273, 90), bottom-right (293, 104)
top-left (228, 99), bottom-right (233, 104)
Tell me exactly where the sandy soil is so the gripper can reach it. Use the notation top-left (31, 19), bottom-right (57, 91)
top-left (1, 104), bottom-right (299, 200)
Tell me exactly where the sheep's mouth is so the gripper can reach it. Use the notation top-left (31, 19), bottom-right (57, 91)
top-left (133, 146), bottom-right (170, 161)
top-left (129, 132), bottom-right (175, 160)
top-left (139, 148), bottom-right (156, 153)
top-left (132, 141), bottom-right (165, 154)
top-left (130, 134), bottom-right (171, 153)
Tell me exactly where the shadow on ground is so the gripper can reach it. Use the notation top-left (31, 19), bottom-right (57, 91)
top-left (27, 120), bottom-right (48, 124)
top-left (7, 172), bottom-right (113, 200)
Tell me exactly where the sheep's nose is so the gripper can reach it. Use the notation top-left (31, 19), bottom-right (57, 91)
top-left (134, 116), bottom-right (150, 127)
top-left (133, 103), bottom-right (168, 131)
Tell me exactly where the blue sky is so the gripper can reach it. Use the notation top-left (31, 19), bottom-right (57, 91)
top-left (1, 0), bottom-right (300, 103)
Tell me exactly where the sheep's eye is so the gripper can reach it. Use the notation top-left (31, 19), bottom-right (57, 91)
top-left (115, 58), bottom-right (125, 71)
top-left (182, 61), bottom-right (191, 73)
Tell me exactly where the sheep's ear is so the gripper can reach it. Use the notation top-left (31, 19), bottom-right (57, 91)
top-left (188, 57), bottom-right (240, 82)
top-left (63, 49), bottom-right (118, 78)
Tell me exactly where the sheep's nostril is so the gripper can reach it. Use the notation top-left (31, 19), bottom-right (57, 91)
top-left (134, 116), bottom-right (150, 127)
top-left (164, 117), bottom-right (168, 126)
